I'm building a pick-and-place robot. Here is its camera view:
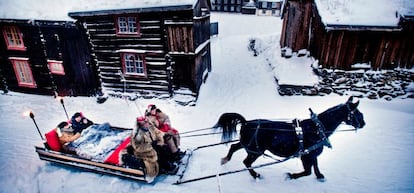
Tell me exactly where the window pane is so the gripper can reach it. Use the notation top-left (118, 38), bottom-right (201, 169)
top-left (125, 54), bottom-right (135, 73)
top-left (11, 59), bottom-right (35, 87)
top-left (3, 26), bottom-right (25, 50)
top-left (118, 17), bottom-right (128, 32)
top-left (123, 53), bottom-right (145, 75)
top-left (128, 17), bottom-right (137, 33)
top-left (135, 56), bottom-right (144, 74)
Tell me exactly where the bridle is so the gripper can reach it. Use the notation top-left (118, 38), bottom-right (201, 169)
top-left (345, 102), bottom-right (362, 130)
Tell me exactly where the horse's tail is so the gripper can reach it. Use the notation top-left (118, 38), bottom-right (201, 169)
top-left (213, 113), bottom-right (246, 141)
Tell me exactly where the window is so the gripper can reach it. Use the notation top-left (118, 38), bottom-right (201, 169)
top-left (116, 16), bottom-right (139, 36)
top-left (2, 26), bottom-right (26, 51)
top-left (10, 58), bottom-right (36, 88)
top-left (121, 53), bottom-right (146, 77)
top-left (48, 60), bottom-right (65, 75)
top-left (261, 2), bottom-right (268, 9)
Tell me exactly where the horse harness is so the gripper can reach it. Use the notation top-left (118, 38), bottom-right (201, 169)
top-left (245, 108), bottom-right (334, 159)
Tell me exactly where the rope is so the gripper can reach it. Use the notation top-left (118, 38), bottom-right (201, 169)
top-left (180, 132), bottom-right (223, 138)
top-left (180, 125), bottom-right (357, 139)
top-left (180, 127), bottom-right (215, 135)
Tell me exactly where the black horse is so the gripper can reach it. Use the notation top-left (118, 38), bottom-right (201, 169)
top-left (216, 96), bottom-right (365, 181)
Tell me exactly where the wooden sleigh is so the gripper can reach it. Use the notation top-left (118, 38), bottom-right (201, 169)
top-left (35, 124), bottom-right (190, 183)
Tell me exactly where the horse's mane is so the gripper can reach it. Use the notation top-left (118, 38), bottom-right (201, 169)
top-left (318, 103), bottom-right (346, 117)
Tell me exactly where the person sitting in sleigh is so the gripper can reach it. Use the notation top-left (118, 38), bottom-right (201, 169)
top-left (145, 104), bottom-right (184, 161)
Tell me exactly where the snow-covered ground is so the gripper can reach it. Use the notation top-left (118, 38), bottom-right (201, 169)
top-left (0, 13), bottom-right (413, 193)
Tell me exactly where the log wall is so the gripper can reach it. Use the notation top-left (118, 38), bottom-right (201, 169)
top-left (281, 0), bottom-right (414, 70)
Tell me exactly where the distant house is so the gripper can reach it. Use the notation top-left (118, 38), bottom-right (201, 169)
top-left (241, 0), bottom-right (257, 15)
top-left (256, 0), bottom-right (282, 16)
top-left (69, 0), bottom-right (212, 97)
top-left (0, 19), bottom-right (100, 96)
top-left (212, 0), bottom-right (254, 13)
top-left (280, 0), bottom-right (414, 70)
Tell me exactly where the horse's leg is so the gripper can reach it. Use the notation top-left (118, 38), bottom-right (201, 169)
top-left (287, 155), bottom-right (313, 179)
top-left (243, 153), bottom-right (261, 179)
top-left (221, 142), bottom-right (242, 165)
top-left (313, 158), bottom-right (325, 181)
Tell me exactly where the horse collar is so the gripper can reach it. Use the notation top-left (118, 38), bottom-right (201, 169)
top-left (309, 108), bottom-right (332, 148)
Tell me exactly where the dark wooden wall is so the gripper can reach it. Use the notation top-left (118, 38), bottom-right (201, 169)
top-left (0, 20), bottom-right (99, 96)
top-left (280, 0), bottom-right (313, 51)
top-left (77, 10), bottom-right (193, 95)
top-left (74, 1), bottom-right (212, 96)
top-left (1, 22), bottom-right (49, 95)
top-left (309, 6), bottom-right (414, 70)
top-left (281, 0), bottom-right (414, 70)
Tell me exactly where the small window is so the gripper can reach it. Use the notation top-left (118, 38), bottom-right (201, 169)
top-left (2, 26), bottom-right (26, 51)
top-left (48, 60), bottom-right (65, 75)
top-left (10, 58), bottom-right (36, 88)
top-left (121, 53), bottom-right (146, 77)
top-left (116, 16), bottom-right (139, 36)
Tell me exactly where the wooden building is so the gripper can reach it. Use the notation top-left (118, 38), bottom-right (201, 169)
top-left (69, 0), bottom-right (212, 97)
top-left (256, 0), bottom-right (282, 16)
top-left (0, 19), bottom-right (100, 96)
top-left (212, 0), bottom-right (254, 13)
top-left (280, 0), bottom-right (414, 70)
top-left (241, 0), bottom-right (257, 15)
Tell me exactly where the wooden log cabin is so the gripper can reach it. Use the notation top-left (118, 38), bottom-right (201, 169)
top-left (0, 19), bottom-right (100, 96)
top-left (280, 0), bottom-right (414, 70)
top-left (69, 0), bottom-right (212, 97)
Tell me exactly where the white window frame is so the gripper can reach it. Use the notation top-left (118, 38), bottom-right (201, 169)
top-left (116, 16), bottom-right (139, 36)
top-left (121, 53), bottom-right (147, 77)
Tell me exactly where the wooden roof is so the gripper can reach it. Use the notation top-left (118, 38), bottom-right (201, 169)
top-left (69, 4), bottom-right (194, 18)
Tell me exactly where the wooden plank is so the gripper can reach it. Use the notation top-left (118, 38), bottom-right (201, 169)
top-left (36, 147), bottom-right (145, 176)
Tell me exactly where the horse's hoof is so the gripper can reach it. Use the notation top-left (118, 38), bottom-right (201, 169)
top-left (316, 174), bottom-right (325, 182)
top-left (220, 157), bottom-right (228, 165)
top-left (317, 177), bottom-right (326, 182)
top-left (285, 173), bottom-right (293, 180)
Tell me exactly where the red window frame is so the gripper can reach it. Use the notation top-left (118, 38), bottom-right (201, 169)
top-left (121, 52), bottom-right (147, 78)
top-left (9, 57), bottom-right (36, 88)
top-left (2, 26), bottom-right (26, 51)
top-left (115, 16), bottom-right (140, 37)
top-left (48, 60), bottom-right (65, 75)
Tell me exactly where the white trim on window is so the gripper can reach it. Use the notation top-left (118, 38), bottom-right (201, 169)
top-left (116, 16), bottom-right (139, 36)
top-left (121, 52), bottom-right (147, 77)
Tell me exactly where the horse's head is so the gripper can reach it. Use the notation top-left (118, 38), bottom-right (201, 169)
top-left (344, 96), bottom-right (365, 129)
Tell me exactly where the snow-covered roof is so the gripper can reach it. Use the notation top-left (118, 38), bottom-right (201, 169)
top-left (0, 0), bottom-right (195, 21)
top-left (315, 0), bottom-right (414, 27)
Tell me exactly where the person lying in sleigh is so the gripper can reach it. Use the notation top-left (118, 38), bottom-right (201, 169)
top-left (55, 112), bottom-right (93, 153)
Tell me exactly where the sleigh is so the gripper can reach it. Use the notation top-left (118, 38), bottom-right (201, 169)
top-left (35, 123), bottom-right (191, 183)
